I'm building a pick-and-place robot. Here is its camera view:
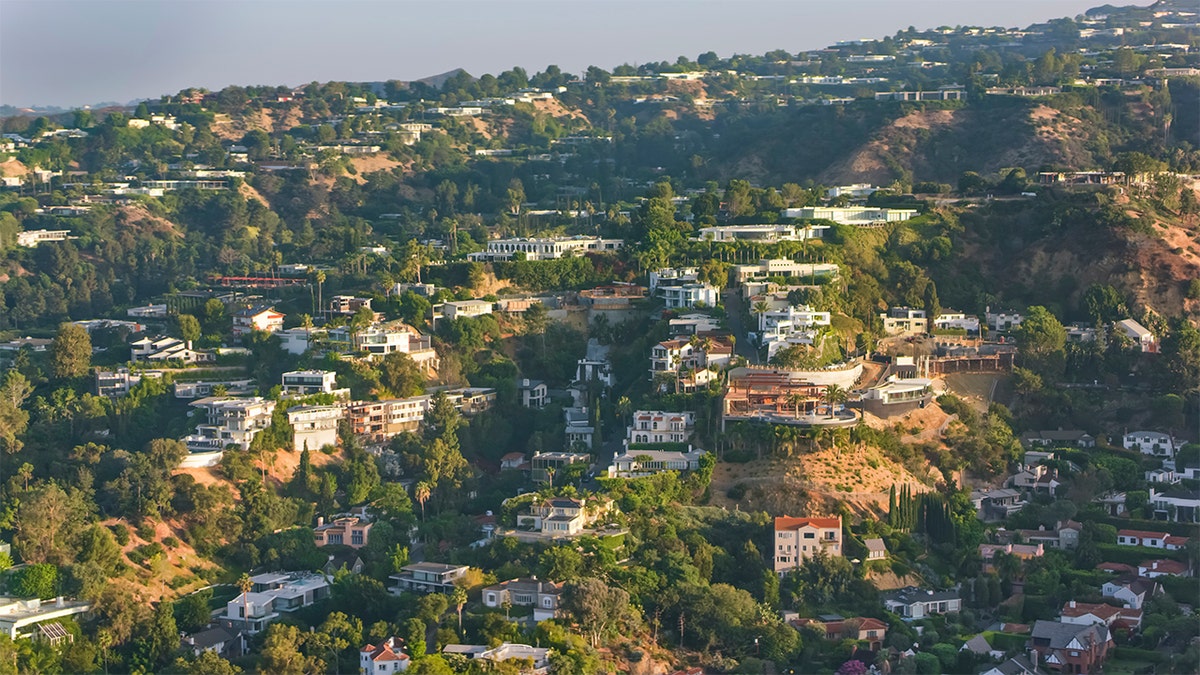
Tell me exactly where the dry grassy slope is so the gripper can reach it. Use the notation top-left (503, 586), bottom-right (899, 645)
top-left (819, 104), bottom-right (1098, 186)
top-left (952, 202), bottom-right (1200, 321)
top-left (708, 444), bottom-right (936, 521)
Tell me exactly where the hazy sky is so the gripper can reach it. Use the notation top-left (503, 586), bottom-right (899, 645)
top-left (1, 0), bottom-right (1135, 109)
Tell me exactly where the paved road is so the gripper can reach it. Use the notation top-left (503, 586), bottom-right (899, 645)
top-left (722, 290), bottom-right (760, 364)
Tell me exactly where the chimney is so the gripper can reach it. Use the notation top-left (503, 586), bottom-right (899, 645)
top-left (56, 596), bottom-right (64, 608)
top-left (317, 516), bottom-right (325, 527)
top-left (1069, 600), bottom-right (1076, 608)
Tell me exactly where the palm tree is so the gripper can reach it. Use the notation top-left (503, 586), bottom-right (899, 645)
top-left (787, 392), bottom-right (805, 419)
top-left (237, 573), bottom-right (253, 628)
top-left (451, 584), bottom-right (468, 632)
top-left (414, 482), bottom-right (432, 520)
top-left (752, 300), bottom-right (770, 332)
top-left (314, 270), bottom-right (326, 320)
top-left (502, 598), bottom-right (512, 621)
top-left (822, 384), bottom-right (848, 418)
top-left (545, 467), bottom-right (556, 489)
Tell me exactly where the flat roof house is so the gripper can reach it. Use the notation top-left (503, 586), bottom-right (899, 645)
top-left (390, 562), bottom-right (470, 595)
top-left (314, 516), bottom-right (373, 549)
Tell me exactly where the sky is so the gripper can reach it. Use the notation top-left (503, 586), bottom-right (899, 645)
top-left (0, 0), bottom-right (1140, 109)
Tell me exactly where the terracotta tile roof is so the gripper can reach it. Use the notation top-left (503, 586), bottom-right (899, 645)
top-left (775, 515), bottom-right (841, 530)
top-left (1118, 529), bottom-right (1169, 540)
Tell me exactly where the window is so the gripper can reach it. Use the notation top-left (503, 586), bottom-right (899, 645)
top-left (804, 532), bottom-right (815, 539)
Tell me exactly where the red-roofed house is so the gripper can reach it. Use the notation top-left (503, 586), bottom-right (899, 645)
top-left (1096, 562), bottom-right (1137, 575)
top-left (360, 637), bottom-right (410, 674)
top-left (499, 453), bottom-right (527, 471)
top-left (1164, 535), bottom-right (1190, 550)
top-left (1117, 529), bottom-right (1169, 548)
top-left (1060, 601), bottom-right (1143, 633)
top-left (774, 516), bottom-right (842, 575)
top-left (792, 615), bottom-right (888, 650)
top-left (1138, 559), bottom-right (1190, 578)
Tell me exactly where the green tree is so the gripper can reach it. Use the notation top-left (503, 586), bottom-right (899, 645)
top-left (169, 651), bottom-right (242, 675)
top-left (177, 314), bottom-right (202, 343)
top-left (51, 322), bottom-right (92, 379)
top-left (1014, 306), bottom-right (1067, 378)
top-left (259, 624), bottom-right (324, 675)
top-left (12, 563), bottom-right (57, 599)
top-left (379, 352), bottom-right (424, 398)
top-left (560, 577), bottom-right (635, 647)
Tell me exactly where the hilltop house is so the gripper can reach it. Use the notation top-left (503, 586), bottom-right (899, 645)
top-left (627, 410), bottom-right (695, 445)
top-left (232, 305), bottom-right (284, 337)
top-left (219, 572), bottom-right (330, 634)
top-left (1123, 431), bottom-right (1180, 458)
top-left (0, 596), bottom-right (92, 640)
top-left (314, 516), bottom-right (372, 549)
top-left (182, 397), bottom-right (276, 459)
top-left (1059, 601), bottom-right (1143, 633)
top-left (130, 336), bottom-right (214, 363)
top-left (389, 562), bottom-right (470, 595)
top-left (1115, 318), bottom-right (1158, 353)
top-left (482, 578), bottom-right (562, 621)
top-left (1028, 620), bottom-right (1113, 674)
top-left (518, 497), bottom-right (614, 538)
top-left (359, 637), bottom-right (410, 674)
top-left (517, 379), bottom-right (547, 408)
top-left (773, 516), bottom-right (842, 575)
top-left (1151, 487), bottom-right (1200, 522)
top-left (791, 615), bottom-right (888, 650)
top-left (1101, 576), bottom-right (1159, 609)
top-left (879, 307), bottom-right (928, 335)
top-left (288, 405), bottom-right (342, 452)
top-left (441, 643), bottom-right (550, 675)
top-left (607, 447), bottom-right (707, 478)
top-left (881, 587), bottom-right (962, 619)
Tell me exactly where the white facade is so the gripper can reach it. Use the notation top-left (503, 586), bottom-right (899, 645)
top-left (232, 306), bottom-right (284, 337)
top-left (182, 397), bottom-right (276, 454)
top-left (986, 309), bottom-right (1024, 331)
top-left (933, 311), bottom-right (981, 333)
top-left (288, 405), bottom-right (343, 452)
top-left (607, 447), bottom-right (707, 478)
top-left (696, 223), bottom-right (829, 243)
top-left (627, 410), bottom-right (695, 445)
top-left (467, 236), bottom-right (623, 262)
top-left (732, 259), bottom-right (839, 283)
top-left (661, 282), bottom-right (719, 309)
top-left (784, 206), bottom-right (916, 225)
top-left (16, 230), bottom-right (72, 247)
top-left (1124, 431), bottom-right (1179, 458)
top-left (282, 370), bottom-right (338, 395)
top-left (220, 573), bottom-right (329, 634)
top-left (880, 307), bottom-right (928, 335)
top-left (1116, 319), bottom-right (1158, 353)
top-left (440, 300), bottom-right (494, 321)
top-left (130, 336), bottom-right (214, 363)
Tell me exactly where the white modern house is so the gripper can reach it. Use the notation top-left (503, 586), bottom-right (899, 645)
top-left (660, 282), bottom-right (720, 309)
top-left (1115, 319), bottom-right (1158, 353)
top-left (607, 447), bottom-right (707, 478)
top-left (288, 405), bottom-right (343, 452)
top-left (219, 572), bottom-right (330, 634)
top-left (181, 397), bottom-right (276, 463)
top-left (281, 370), bottom-right (338, 395)
top-left (467, 236), bottom-right (623, 262)
top-left (784, 206), bottom-right (916, 225)
top-left (880, 307), bottom-right (928, 335)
